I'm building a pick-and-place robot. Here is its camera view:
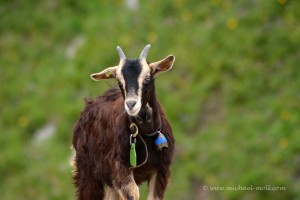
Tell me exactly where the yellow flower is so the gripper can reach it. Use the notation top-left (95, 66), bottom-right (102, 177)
top-left (18, 117), bottom-right (29, 127)
top-left (279, 138), bottom-right (288, 149)
top-left (280, 111), bottom-right (290, 121)
top-left (181, 10), bottom-right (192, 22)
top-left (174, 0), bottom-right (183, 8)
top-left (119, 35), bottom-right (131, 46)
top-left (147, 32), bottom-right (158, 43)
top-left (226, 18), bottom-right (238, 30)
top-left (278, 0), bottom-right (287, 5)
top-left (211, 0), bottom-right (221, 7)
top-left (206, 175), bottom-right (217, 185)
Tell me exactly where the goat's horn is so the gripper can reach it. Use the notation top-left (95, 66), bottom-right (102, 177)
top-left (117, 46), bottom-right (126, 60)
top-left (139, 44), bottom-right (151, 60)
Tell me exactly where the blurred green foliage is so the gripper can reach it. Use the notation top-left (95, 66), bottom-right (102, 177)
top-left (1, 0), bottom-right (300, 199)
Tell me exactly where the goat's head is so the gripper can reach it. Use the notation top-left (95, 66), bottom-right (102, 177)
top-left (91, 44), bottom-right (175, 116)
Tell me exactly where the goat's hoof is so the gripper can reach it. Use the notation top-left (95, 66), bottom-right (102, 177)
top-left (127, 195), bottom-right (134, 200)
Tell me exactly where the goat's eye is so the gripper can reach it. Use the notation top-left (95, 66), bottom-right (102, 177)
top-left (144, 75), bottom-right (151, 84)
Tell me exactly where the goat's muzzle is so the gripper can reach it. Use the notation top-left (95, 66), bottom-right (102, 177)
top-left (125, 97), bottom-right (141, 116)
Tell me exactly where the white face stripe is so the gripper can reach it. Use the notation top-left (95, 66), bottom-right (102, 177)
top-left (137, 59), bottom-right (151, 99)
top-left (116, 60), bottom-right (127, 96)
top-left (116, 59), bottom-right (151, 116)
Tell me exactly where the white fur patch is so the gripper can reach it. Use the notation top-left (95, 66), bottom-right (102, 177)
top-left (104, 185), bottom-right (120, 200)
top-left (70, 146), bottom-right (76, 169)
top-left (147, 172), bottom-right (159, 200)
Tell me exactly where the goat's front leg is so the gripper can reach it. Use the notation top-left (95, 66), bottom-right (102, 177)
top-left (147, 169), bottom-right (170, 200)
top-left (118, 174), bottom-right (139, 200)
top-left (113, 163), bottom-right (139, 200)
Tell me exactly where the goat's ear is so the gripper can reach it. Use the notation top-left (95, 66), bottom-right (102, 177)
top-left (90, 66), bottom-right (117, 81)
top-left (149, 55), bottom-right (175, 76)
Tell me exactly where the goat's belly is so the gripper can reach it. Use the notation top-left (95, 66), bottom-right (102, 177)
top-left (133, 166), bottom-right (156, 185)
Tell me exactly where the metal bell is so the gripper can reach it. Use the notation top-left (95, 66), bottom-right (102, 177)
top-left (154, 131), bottom-right (168, 151)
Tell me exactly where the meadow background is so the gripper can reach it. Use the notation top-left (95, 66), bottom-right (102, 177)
top-left (1, 0), bottom-right (300, 199)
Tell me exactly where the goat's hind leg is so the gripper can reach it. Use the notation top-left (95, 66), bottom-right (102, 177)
top-left (73, 161), bottom-right (105, 199)
top-left (74, 175), bottom-right (105, 200)
top-left (147, 169), bottom-right (170, 200)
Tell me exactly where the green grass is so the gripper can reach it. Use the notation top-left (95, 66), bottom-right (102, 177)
top-left (1, 0), bottom-right (300, 199)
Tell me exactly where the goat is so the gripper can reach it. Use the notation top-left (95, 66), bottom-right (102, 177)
top-left (72, 44), bottom-right (175, 200)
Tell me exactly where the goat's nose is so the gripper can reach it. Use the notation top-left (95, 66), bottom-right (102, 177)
top-left (126, 100), bottom-right (136, 110)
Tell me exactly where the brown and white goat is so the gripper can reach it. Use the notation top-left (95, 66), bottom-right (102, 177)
top-left (72, 45), bottom-right (175, 200)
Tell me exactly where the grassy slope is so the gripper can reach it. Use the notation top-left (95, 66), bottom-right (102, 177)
top-left (0, 0), bottom-right (299, 199)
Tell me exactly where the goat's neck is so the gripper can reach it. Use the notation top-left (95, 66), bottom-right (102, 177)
top-left (130, 84), bottom-right (161, 134)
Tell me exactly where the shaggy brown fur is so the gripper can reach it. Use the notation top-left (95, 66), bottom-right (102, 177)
top-left (72, 84), bottom-right (174, 199)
